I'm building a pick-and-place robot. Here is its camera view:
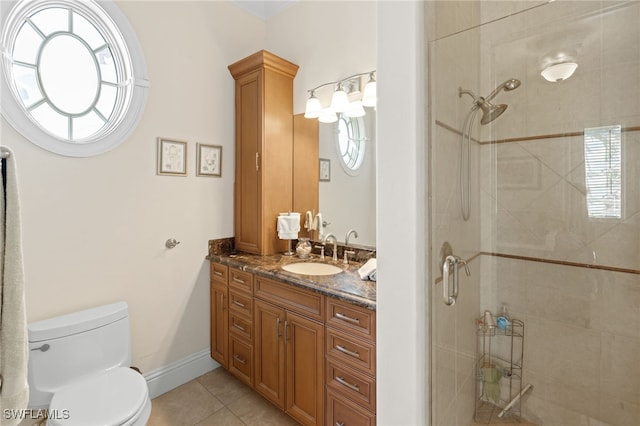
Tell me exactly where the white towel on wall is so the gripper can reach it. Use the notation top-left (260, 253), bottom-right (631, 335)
top-left (277, 213), bottom-right (300, 240)
top-left (0, 146), bottom-right (29, 426)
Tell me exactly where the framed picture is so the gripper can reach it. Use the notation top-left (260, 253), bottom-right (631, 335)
top-left (319, 158), bottom-right (331, 182)
top-left (196, 143), bottom-right (222, 177)
top-left (157, 138), bottom-right (187, 176)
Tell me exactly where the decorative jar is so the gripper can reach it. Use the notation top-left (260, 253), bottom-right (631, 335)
top-left (296, 237), bottom-right (312, 258)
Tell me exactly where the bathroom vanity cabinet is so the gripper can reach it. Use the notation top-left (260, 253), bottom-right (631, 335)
top-left (228, 51), bottom-right (299, 255)
top-left (254, 276), bottom-right (324, 425)
top-left (209, 259), bottom-right (377, 426)
top-left (325, 298), bottom-right (377, 425)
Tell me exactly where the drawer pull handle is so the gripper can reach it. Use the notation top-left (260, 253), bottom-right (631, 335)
top-left (232, 277), bottom-right (246, 284)
top-left (233, 354), bottom-right (246, 365)
top-left (336, 344), bottom-right (360, 359)
top-left (276, 317), bottom-right (281, 341)
top-left (336, 376), bottom-right (360, 392)
top-left (336, 312), bottom-right (360, 324)
top-left (232, 300), bottom-right (246, 308)
top-left (213, 270), bottom-right (223, 277)
top-left (336, 423), bottom-right (345, 426)
top-left (232, 322), bottom-right (246, 331)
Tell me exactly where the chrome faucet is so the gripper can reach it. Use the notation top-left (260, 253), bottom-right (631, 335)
top-left (345, 229), bottom-right (359, 246)
top-left (324, 233), bottom-right (338, 263)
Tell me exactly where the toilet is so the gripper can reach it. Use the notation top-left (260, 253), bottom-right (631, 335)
top-left (27, 302), bottom-right (151, 426)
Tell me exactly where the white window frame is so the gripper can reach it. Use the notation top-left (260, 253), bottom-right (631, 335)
top-left (584, 125), bottom-right (623, 219)
top-left (335, 113), bottom-right (367, 176)
top-left (0, 0), bottom-right (149, 157)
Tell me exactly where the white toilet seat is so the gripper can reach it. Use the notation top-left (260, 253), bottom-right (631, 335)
top-left (47, 367), bottom-right (150, 426)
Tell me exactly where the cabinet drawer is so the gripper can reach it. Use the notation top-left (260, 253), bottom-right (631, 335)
top-left (326, 389), bottom-right (375, 426)
top-left (229, 312), bottom-right (253, 342)
top-left (210, 263), bottom-right (228, 285)
top-left (255, 277), bottom-right (324, 322)
top-left (229, 268), bottom-right (254, 293)
top-left (229, 290), bottom-right (253, 318)
top-left (326, 328), bottom-right (376, 376)
top-left (326, 298), bottom-right (376, 342)
top-left (229, 336), bottom-right (253, 387)
top-left (326, 360), bottom-right (376, 412)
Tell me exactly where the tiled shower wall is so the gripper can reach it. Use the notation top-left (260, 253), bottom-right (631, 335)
top-left (431, 1), bottom-right (640, 425)
top-left (479, 1), bottom-right (640, 425)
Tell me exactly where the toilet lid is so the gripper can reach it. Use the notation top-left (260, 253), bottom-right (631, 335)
top-left (48, 367), bottom-right (148, 426)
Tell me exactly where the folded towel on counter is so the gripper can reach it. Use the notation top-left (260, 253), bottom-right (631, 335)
top-left (277, 213), bottom-right (300, 239)
top-left (358, 258), bottom-right (377, 280)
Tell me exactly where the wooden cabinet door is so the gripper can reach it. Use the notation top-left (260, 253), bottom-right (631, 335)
top-left (210, 283), bottom-right (228, 368)
top-left (254, 299), bottom-right (285, 409)
top-left (285, 311), bottom-right (324, 426)
top-left (234, 69), bottom-right (262, 254)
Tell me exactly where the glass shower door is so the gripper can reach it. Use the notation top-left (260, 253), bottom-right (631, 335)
top-left (429, 2), bottom-right (640, 425)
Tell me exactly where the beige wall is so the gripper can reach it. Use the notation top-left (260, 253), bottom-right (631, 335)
top-left (2, 1), bottom-right (264, 373)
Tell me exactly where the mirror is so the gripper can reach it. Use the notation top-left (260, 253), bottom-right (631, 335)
top-left (318, 111), bottom-right (376, 246)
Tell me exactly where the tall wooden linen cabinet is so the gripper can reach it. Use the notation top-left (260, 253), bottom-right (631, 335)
top-left (228, 50), bottom-right (299, 255)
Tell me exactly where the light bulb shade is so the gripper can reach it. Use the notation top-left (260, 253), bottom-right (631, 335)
top-left (318, 108), bottom-right (338, 123)
top-left (541, 62), bottom-right (578, 82)
top-left (330, 87), bottom-right (349, 112)
top-left (304, 94), bottom-right (322, 118)
top-left (362, 80), bottom-right (377, 107)
top-left (344, 101), bottom-right (366, 118)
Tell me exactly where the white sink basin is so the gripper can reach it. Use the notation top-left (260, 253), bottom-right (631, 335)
top-left (282, 262), bottom-right (343, 276)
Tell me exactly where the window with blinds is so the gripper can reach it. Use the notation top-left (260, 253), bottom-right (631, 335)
top-left (584, 125), bottom-right (622, 219)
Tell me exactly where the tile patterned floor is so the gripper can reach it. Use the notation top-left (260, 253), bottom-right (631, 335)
top-left (148, 368), bottom-right (299, 426)
top-left (15, 368), bottom-right (299, 426)
top-left (16, 368), bottom-right (538, 426)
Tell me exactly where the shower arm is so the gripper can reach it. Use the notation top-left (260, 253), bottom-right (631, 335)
top-left (458, 88), bottom-right (479, 103)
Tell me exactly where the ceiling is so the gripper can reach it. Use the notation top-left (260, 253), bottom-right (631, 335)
top-left (230, 0), bottom-right (298, 20)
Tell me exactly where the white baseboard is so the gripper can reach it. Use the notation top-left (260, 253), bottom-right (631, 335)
top-left (143, 348), bottom-right (220, 399)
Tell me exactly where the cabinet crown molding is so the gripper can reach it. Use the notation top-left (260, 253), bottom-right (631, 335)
top-left (228, 49), bottom-right (299, 79)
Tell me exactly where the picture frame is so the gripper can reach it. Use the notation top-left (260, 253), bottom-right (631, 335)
top-left (319, 158), bottom-right (331, 182)
top-left (196, 143), bottom-right (222, 177)
top-left (157, 138), bottom-right (187, 176)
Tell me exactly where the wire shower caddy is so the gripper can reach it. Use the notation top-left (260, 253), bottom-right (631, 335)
top-left (474, 315), bottom-right (525, 422)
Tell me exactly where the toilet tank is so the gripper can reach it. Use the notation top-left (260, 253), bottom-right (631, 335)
top-left (27, 302), bottom-right (132, 408)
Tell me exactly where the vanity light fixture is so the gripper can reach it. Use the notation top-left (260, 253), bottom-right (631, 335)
top-left (330, 82), bottom-right (350, 112)
top-left (361, 72), bottom-right (377, 107)
top-left (318, 108), bottom-right (338, 123)
top-left (304, 70), bottom-right (377, 121)
top-left (304, 90), bottom-right (322, 118)
top-left (344, 100), bottom-right (366, 118)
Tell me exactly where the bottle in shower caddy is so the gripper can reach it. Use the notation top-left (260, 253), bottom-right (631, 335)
top-left (496, 305), bottom-right (511, 330)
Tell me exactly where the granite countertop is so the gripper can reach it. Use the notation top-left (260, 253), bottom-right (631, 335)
top-left (207, 252), bottom-right (376, 310)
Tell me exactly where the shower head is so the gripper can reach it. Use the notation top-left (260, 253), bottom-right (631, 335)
top-left (458, 78), bottom-right (521, 125)
top-left (478, 99), bottom-right (508, 125)
top-left (485, 78), bottom-right (521, 102)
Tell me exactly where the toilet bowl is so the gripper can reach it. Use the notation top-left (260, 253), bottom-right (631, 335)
top-left (46, 367), bottom-right (151, 426)
top-left (27, 302), bottom-right (151, 426)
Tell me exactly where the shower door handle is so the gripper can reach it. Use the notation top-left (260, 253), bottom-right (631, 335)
top-left (442, 255), bottom-right (458, 306)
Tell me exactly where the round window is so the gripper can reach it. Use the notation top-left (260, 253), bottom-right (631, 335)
top-left (335, 113), bottom-right (367, 175)
top-left (0, 0), bottom-right (149, 157)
